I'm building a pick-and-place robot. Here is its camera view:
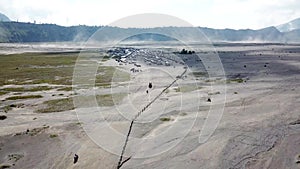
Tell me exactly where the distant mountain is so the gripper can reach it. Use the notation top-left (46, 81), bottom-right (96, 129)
top-left (0, 22), bottom-right (99, 42)
top-left (199, 26), bottom-right (285, 42)
top-left (283, 29), bottom-right (300, 42)
top-left (0, 13), bottom-right (10, 22)
top-left (123, 33), bottom-right (176, 42)
top-left (276, 18), bottom-right (300, 32)
top-left (0, 20), bottom-right (299, 43)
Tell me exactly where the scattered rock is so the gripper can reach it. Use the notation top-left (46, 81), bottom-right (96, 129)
top-left (74, 154), bottom-right (79, 164)
top-left (0, 163), bottom-right (11, 169)
top-left (0, 115), bottom-right (7, 120)
top-left (289, 120), bottom-right (300, 125)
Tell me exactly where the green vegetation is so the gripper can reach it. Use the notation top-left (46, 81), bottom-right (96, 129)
top-left (95, 67), bottom-right (130, 87)
top-left (208, 91), bottom-right (221, 95)
top-left (26, 126), bottom-right (50, 136)
top-left (234, 91), bottom-right (238, 94)
top-left (205, 79), bottom-right (215, 83)
top-left (1, 86), bottom-right (53, 92)
top-left (5, 95), bottom-right (42, 100)
top-left (57, 87), bottom-right (72, 91)
top-left (160, 117), bottom-right (172, 122)
top-left (227, 78), bottom-right (244, 83)
top-left (49, 134), bottom-right (58, 138)
top-left (0, 52), bottom-right (129, 88)
top-left (0, 91), bottom-right (8, 96)
top-left (36, 97), bottom-right (74, 113)
top-left (0, 22), bottom-right (98, 43)
top-left (190, 71), bottom-right (207, 78)
top-left (74, 93), bottom-right (127, 108)
top-left (102, 55), bottom-right (111, 61)
top-left (36, 93), bottom-right (126, 113)
top-left (96, 93), bottom-right (127, 107)
top-left (174, 85), bottom-right (202, 93)
top-left (0, 52), bottom-right (77, 86)
top-left (0, 105), bottom-right (12, 113)
top-left (8, 154), bottom-right (24, 162)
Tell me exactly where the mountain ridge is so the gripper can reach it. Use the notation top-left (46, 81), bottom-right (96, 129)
top-left (0, 12), bottom-right (299, 43)
top-left (0, 13), bottom-right (10, 22)
top-left (276, 18), bottom-right (300, 32)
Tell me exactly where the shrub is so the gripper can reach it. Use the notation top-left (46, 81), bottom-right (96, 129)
top-left (50, 134), bottom-right (58, 138)
top-left (6, 95), bottom-right (42, 100)
top-left (160, 117), bottom-right (171, 122)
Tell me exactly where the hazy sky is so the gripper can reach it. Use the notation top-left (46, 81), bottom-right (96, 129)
top-left (0, 0), bottom-right (299, 29)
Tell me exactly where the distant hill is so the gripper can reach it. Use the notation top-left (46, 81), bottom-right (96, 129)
top-left (199, 26), bottom-right (285, 42)
top-left (283, 29), bottom-right (300, 42)
top-left (0, 22), bottom-right (99, 42)
top-left (1, 20), bottom-right (300, 43)
top-left (0, 13), bottom-right (10, 22)
top-left (277, 18), bottom-right (300, 32)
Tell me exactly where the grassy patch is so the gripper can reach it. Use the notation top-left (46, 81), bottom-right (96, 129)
top-left (205, 79), bottom-right (215, 83)
top-left (25, 126), bottom-right (50, 136)
top-left (57, 87), bottom-right (72, 91)
top-left (37, 93), bottom-right (127, 113)
top-left (0, 52), bottom-right (77, 86)
top-left (49, 134), bottom-right (58, 138)
top-left (0, 105), bottom-right (12, 113)
top-left (102, 55), bottom-right (111, 61)
top-left (96, 93), bottom-right (127, 107)
top-left (208, 91), bottom-right (221, 95)
top-left (95, 67), bottom-right (130, 87)
top-left (75, 122), bottom-right (82, 126)
top-left (36, 97), bottom-right (74, 113)
top-left (0, 52), bottom-right (129, 88)
top-left (1, 86), bottom-right (53, 92)
top-left (190, 71), bottom-right (207, 78)
top-left (174, 85), bottom-right (202, 93)
top-left (75, 93), bottom-right (128, 108)
top-left (6, 95), bottom-right (42, 100)
top-left (227, 78), bottom-right (244, 83)
top-left (160, 117), bottom-right (172, 122)
top-left (0, 91), bottom-right (8, 96)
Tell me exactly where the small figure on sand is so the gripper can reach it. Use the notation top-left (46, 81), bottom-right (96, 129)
top-left (74, 154), bottom-right (79, 164)
top-left (148, 82), bottom-right (152, 89)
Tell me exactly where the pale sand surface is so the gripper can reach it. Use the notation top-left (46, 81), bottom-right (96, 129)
top-left (0, 43), bottom-right (299, 169)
